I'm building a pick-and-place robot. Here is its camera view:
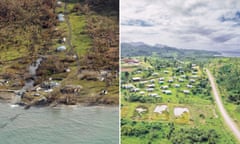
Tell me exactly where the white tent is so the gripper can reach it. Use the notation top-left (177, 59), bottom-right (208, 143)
top-left (174, 107), bottom-right (189, 117)
top-left (154, 105), bottom-right (168, 114)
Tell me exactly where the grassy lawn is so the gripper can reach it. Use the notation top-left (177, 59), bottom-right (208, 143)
top-left (69, 13), bottom-right (92, 56)
top-left (55, 3), bottom-right (92, 56)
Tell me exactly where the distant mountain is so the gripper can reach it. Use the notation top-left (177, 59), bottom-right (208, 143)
top-left (154, 43), bottom-right (168, 48)
top-left (127, 42), bottom-right (147, 47)
top-left (121, 42), bottom-right (221, 58)
top-left (220, 50), bottom-right (240, 57)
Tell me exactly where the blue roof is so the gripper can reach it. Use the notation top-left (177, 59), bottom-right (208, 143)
top-left (58, 14), bottom-right (65, 21)
top-left (57, 45), bottom-right (66, 51)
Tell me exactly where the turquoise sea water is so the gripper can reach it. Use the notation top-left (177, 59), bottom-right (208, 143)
top-left (0, 103), bottom-right (119, 144)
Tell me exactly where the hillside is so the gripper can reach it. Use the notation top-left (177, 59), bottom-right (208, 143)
top-left (121, 42), bottom-right (220, 58)
top-left (0, 0), bottom-right (119, 107)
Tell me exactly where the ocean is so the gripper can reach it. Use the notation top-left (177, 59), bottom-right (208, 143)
top-left (0, 103), bottom-right (119, 144)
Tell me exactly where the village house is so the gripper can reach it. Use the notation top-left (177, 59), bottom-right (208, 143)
top-left (136, 70), bottom-right (142, 74)
top-left (57, 1), bottom-right (62, 5)
top-left (191, 75), bottom-right (198, 79)
top-left (192, 71), bottom-right (198, 75)
top-left (168, 79), bottom-right (174, 83)
top-left (175, 84), bottom-right (180, 88)
top-left (163, 90), bottom-right (172, 95)
top-left (150, 79), bottom-right (155, 83)
top-left (132, 77), bottom-right (141, 82)
top-left (32, 93), bottom-right (41, 97)
top-left (130, 88), bottom-right (140, 92)
top-left (146, 88), bottom-right (154, 92)
top-left (64, 68), bottom-right (71, 73)
top-left (122, 84), bottom-right (135, 89)
top-left (139, 91), bottom-right (145, 95)
top-left (192, 66), bottom-right (198, 70)
top-left (183, 90), bottom-right (190, 94)
top-left (189, 79), bottom-right (195, 83)
top-left (147, 84), bottom-right (155, 88)
top-left (187, 84), bottom-right (193, 88)
top-left (161, 85), bottom-right (169, 89)
top-left (159, 77), bottom-right (165, 81)
top-left (164, 70), bottom-right (169, 74)
top-left (152, 73), bottom-right (159, 76)
top-left (149, 93), bottom-right (159, 97)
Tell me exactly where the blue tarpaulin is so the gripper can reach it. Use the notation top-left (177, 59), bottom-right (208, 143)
top-left (57, 45), bottom-right (66, 51)
top-left (58, 13), bottom-right (65, 21)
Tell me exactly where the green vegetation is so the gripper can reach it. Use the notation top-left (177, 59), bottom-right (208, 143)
top-left (121, 55), bottom-right (238, 143)
top-left (210, 58), bottom-right (240, 127)
top-left (121, 119), bottom-right (227, 144)
top-left (69, 14), bottom-right (91, 56)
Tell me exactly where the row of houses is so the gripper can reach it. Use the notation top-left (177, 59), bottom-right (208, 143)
top-left (132, 74), bottom-right (198, 84)
top-left (123, 61), bottom-right (201, 99)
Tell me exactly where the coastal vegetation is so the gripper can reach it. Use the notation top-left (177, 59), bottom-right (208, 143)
top-left (0, 0), bottom-right (119, 107)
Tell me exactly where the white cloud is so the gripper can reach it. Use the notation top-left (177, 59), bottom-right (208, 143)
top-left (121, 0), bottom-right (240, 51)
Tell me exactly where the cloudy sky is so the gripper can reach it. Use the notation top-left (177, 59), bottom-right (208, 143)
top-left (121, 0), bottom-right (240, 51)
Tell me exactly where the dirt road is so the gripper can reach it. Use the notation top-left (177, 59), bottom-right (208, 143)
top-left (206, 69), bottom-right (240, 141)
top-left (63, 1), bottom-right (80, 71)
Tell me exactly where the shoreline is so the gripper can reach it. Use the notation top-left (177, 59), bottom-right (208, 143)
top-left (0, 99), bottom-right (118, 109)
top-left (0, 91), bottom-right (118, 109)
